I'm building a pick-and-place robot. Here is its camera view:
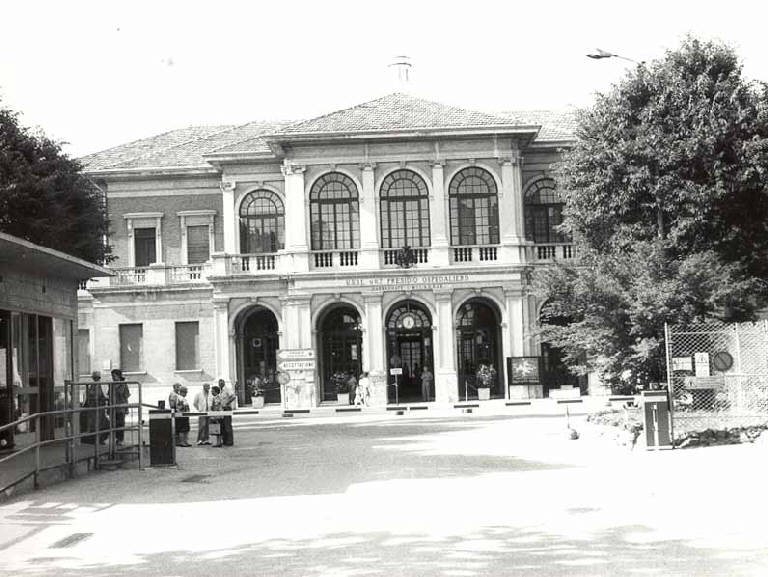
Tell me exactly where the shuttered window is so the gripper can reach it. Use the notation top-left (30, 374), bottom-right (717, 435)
top-left (187, 225), bottom-right (210, 264)
top-left (175, 322), bottom-right (199, 370)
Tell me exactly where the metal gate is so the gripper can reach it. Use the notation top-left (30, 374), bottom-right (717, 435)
top-left (665, 321), bottom-right (768, 439)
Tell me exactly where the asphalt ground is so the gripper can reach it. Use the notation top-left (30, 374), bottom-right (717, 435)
top-left (0, 412), bottom-right (767, 577)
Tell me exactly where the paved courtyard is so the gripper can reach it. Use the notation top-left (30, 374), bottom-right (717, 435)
top-left (0, 412), bottom-right (767, 576)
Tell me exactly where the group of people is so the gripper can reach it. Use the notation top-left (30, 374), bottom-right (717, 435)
top-left (169, 379), bottom-right (235, 447)
top-left (82, 368), bottom-right (131, 445)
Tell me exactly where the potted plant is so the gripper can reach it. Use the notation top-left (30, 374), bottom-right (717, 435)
top-left (247, 377), bottom-right (265, 408)
top-left (332, 371), bottom-right (352, 405)
top-left (476, 363), bottom-right (496, 401)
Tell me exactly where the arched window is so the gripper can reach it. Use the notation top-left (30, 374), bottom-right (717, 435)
top-left (448, 167), bottom-right (499, 246)
top-left (239, 190), bottom-right (284, 253)
top-left (523, 178), bottom-right (568, 244)
top-left (379, 169), bottom-right (430, 248)
top-left (310, 173), bottom-right (360, 250)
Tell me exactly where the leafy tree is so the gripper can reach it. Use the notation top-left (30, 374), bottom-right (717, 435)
top-left (535, 37), bottom-right (768, 390)
top-left (0, 100), bottom-right (112, 264)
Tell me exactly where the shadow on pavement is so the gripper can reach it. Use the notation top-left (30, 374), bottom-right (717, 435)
top-left (17, 523), bottom-right (765, 577)
top-left (3, 415), bottom-right (577, 505)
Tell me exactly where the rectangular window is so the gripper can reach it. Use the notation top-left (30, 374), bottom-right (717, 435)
top-left (119, 324), bottom-right (143, 372)
top-left (175, 321), bottom-right (199, 370)
top-left (77, 329), bottom-right (90, 375)
top-left (187, 225), bottom-right (210, 264)
top-left (134, 228), bottom-right (156, 267)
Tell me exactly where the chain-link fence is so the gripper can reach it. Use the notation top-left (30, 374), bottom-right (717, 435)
top-left (666, 320), bottom-right (768, 439)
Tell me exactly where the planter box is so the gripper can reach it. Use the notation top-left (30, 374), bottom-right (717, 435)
top-left (478, 387), bottom-right (491, 401)
top-left (251, 396), bottom-right (265, 409)
top-left (337, 393), bottom-right (350, 405)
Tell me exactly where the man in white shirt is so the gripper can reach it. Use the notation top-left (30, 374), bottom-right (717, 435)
top-left (193, 383), bottom-right (211, 445)
top-left (218, 379), bottom-right (235, 446)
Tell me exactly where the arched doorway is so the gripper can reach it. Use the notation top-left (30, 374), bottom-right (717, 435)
top-left (318, 305), bottom-right (363, 402)
top-left (236, 307), bottom-right (280, 404)
top-left (456, 299), bottom-right (503, 400)
top-left (538, 307), bottom-right (586, 396)
top-left (386, 301), bottom-right (433, 403)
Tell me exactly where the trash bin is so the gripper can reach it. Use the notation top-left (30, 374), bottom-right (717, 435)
top-left (149, 410), bottom-right (176, 466)
top-left (642, 390), bottom-right (673, 450)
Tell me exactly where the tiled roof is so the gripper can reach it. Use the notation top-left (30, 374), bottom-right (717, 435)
top-left (80, 94), bottom-right (576, 172)
top-left (80, 121), bottom-right (290, 171)
top-left (497, 110), bottom-right (577, 141)
top-left (275, 93), bottom-right (526, 135)
top-left (79, 125), bottom-right (231, 171)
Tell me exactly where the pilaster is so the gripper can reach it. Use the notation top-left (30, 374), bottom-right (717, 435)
top-left (213, 299), bottom-right (231, 384)
top-left (281, 162), bottom-right (310, 273)
top-left (434, 289), bottom-right (458, 403)
top-left (499, 152), bottom-right (526, 264)
top-left (430, 162), bottom-right (450, 267)
top-left (363, 292), bottom-right (386, 406)
top-left (220, 180), bottom-right (237, 253)
top-left (279, 294), bottom-right (315, 409)
top-left (359, 163), bottom-right (380, 269)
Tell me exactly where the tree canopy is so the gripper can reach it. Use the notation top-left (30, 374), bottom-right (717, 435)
top-left (0, 100), bottom-right (111, 264)
top-left (535, 37), bottom-right (768, 389)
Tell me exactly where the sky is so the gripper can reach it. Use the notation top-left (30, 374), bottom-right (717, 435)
top-left (2, 0), bottom-right (767, 158)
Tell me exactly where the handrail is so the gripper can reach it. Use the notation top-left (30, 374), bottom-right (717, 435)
top-left (0, 380), bottom-right (145, 495)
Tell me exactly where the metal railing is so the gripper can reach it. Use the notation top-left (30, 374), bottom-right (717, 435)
top-left (0, 380), bottom-right (147, 496)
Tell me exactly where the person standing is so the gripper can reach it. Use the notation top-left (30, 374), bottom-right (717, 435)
top-left (218, 379), bottom-right (235, 446)
top-left (168, 382), bottom-right (181, 411)
top-left (84, 371), bottom-right (108, 445)
top-left (356, 372), bottom-right (371, 407)
top-left (193, 383), bottom-right (211, 445)
top-left (421, 367), bottom-right (434, 402)
top-left (175, 385), bottom-right (191, 447)
top-left (209, 385), bottom-right (222, 447)
top-left (110, 368), bottom-right (130, 446)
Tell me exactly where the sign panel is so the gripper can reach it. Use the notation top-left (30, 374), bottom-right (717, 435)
top-left (694, 352), bottom-right (711, 377)
top-left (712, 351), bottom-right (733, 372)
top-left (507, 357), bottom-right (540, 384)
top-left (277, 349), bottom-right (315, 361)
top-left (389, 367), bottom-right (403, 376)
top-left (684, 375), bottom-right (725, 390)
top-left (277, 359), bottom-right (316, 371)
top-left (672, 356), bottom-right (693, 372)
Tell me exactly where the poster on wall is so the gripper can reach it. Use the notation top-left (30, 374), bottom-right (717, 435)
top-left (507, 357), bottom-right (541, 385)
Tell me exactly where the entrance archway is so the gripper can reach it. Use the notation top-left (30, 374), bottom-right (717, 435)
top-left (318, 305), bottom-right (363, 402)
top-left (236, 307), bottom-right (280, 404)
top-left (456, 299), bottom-right (503, 399)
top-left (386, 301), bottom-right (433, 403)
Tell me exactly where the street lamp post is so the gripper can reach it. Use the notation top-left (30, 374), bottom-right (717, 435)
top-left (587, 48), bottom-right (643, 65)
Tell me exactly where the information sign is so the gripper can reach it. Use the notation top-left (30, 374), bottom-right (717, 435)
top-left (278, 359), bottom-right (316, 371)
top-left (389, 367), bottom-right (403, 376)
top-left (277, 349), bottom-right (315, 360)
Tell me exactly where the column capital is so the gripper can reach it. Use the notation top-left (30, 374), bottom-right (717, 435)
top-left (359, 162), bottom-right (377, 171)
top-left (362, 291), bottom-right (384, 304)
top-left (281, 162), bottom-right (306, 176)
top-left (212, 298), bottom-right (230, 310)
top-left (220, 180), bottom-right (236, 193)
top-left (279, 294), bottom-right (312, 306)
top-left (433, 289), bottom-right (453, 301)
top-left (431, 160), bottom-right (446, 169)
top-left (499, 150), bottom-right (522, 165)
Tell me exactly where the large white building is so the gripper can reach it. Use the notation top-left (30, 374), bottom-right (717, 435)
top-left (78, 93), bottom-right (580, 408)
